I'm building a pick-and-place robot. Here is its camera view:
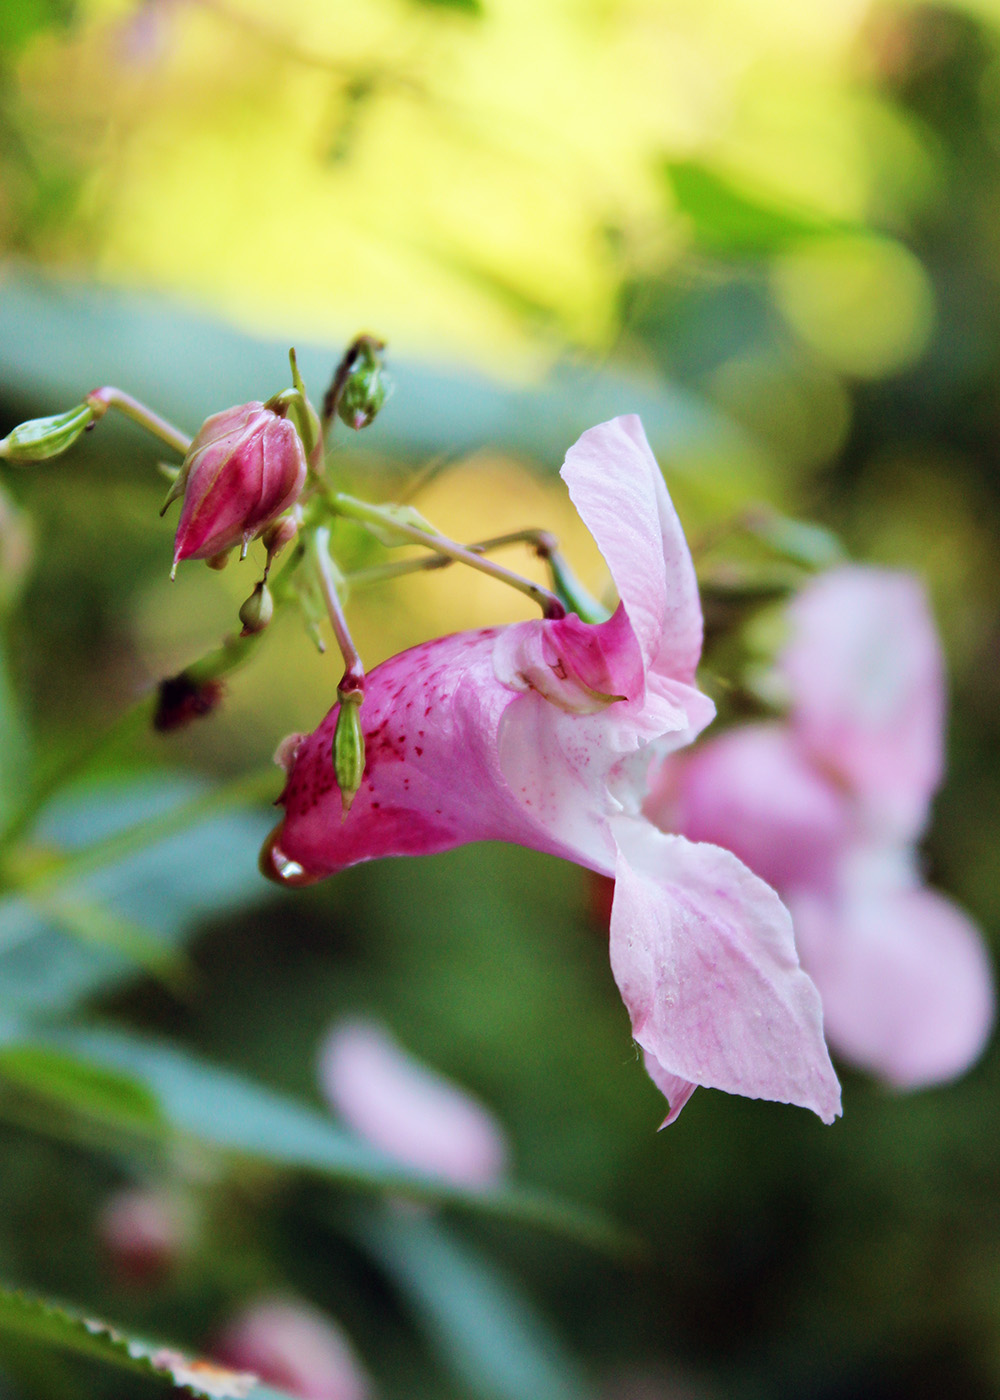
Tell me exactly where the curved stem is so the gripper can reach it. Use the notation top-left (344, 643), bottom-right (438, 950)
top-left (308, 527), bottom-right (364, 686)
top-left (86, 388), bottom-right (192, 457)
top-left (331, 495), bottom-right (565, 619)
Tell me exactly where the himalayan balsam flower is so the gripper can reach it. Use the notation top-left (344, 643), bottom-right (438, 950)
top-left (212, 1298), bottom-right (372, 1400)
top-left (264, 417), bottom-right (840, 1126)
top-left (169, 401), bottom-right (306, 570)
top-left (319, 1018), bottom-right (509, 1187)
top-left (656, 567), bottom-right (993, 1088)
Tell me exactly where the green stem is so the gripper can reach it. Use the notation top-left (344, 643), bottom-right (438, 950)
top-left (0, 700), bottom-right (155, 855)
top-left (331, 495), bottom-right (565, 619)
top-left (85, 387), bottom-right (192, 457)
top-left (15, 767), bottom-right (278, 897)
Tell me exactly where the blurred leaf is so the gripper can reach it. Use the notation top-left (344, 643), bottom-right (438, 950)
top-left (0, 1285), bottom-right (295, 1398)
top-left (0, 775), bottom-right (272, 1013)
top-left (0, 1043), bottom-right (162, 1129)
top-left (741, 508), bottom-right (847, 570)
top-left (36, 1025), bottom-right (631, 1253)
top-left (0, 0), bottom-right (74, 56)
top-left (26, 890), bottom-right (190, 990)
top-left (665, 160), bottom-right (849, 257)
top-left (0, 640), bottom-right (29, 814)
top-left (410, 0), bottom-right (483, 13)
top-left (353, 1205), bottom-right (593, 1400)
top-left (0, 270), bottom-right (768, 492)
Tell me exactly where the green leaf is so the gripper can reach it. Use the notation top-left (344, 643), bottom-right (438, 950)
top-left (0, 1284), bottom-right (296, 1398)
top-left (0, 1043), bottom-right (163, 1130)
top-left (31, 1026), bottom-right (631, 1254)
top-left (665, 160), bottom-right (849, 257)
top-left (26, 890), bottom-right (191, 991)
top-left (0, 775), bottom-right (271, 1013)
top-left (742, 508), bottom-right (847, 570)
top-left (352, 1206), bottom-right (593, 1400)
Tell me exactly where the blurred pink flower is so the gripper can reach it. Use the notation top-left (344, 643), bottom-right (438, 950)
top-left (97, 1186), bottom-right (191, 1285)
top-left (212, 1298), bottom-right (372, 1400)
top-left (264, 417), bottom-right (840, 1126)
top-left (658, 566), bottom-right (993, 1087)
top-left (318, 1018), bottom-right (509, 1187)
top-left (170, 401), bottom-right (306, 570)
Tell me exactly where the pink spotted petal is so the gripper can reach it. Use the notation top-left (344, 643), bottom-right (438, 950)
top-left (790, 885), bottom-right (994, 1088)
top-left (318, 1018), bottom-right (509, 1187)
top-left (608, 821), bottom-right (841, 1123)
top-left (271, 629), bottom-right (567, 883)
top-left (661, 723), bottom-right (849, 895)
top-left (560, 417), bottom-right (703, 686)
top-left (782, 567), bottom-right (944, 841)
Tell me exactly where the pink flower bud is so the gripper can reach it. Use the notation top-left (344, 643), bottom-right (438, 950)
top-left (168, 402), bottom-right (307, 571)
top-left (212, 1298), bottom-right (372, 1400)
top-left (97, 1187), bottom-right (192, 1285)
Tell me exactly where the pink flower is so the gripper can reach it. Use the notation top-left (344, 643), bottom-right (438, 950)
top-left (318, 1018), bottom-right (509, 1188)
top-left (660, 567), bottom-right (993, 1088)
top-left (263, 417), bottom-right (841, 1126)
top-left (170, 401), bottom-right (306, 569)
top-left (212, 1298), bottom-right (372, 1400)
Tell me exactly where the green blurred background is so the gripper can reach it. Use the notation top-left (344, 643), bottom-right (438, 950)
top-left (2, 1), bottom-right (1000, 1397)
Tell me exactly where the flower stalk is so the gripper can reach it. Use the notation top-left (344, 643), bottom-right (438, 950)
top-left (331, 495), bottom-right (566, 619)
top-left (86, 386), bottom-right (192, 457)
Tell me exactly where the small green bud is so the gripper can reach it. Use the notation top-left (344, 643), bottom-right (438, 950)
top-left (332, 684), bottom-right (365, 815)
top-left (336, 338), bottom-right (391, 430)
top-left (0, 403), bottom-right (95, 463)
top-left (239, 580), bottom-right (274, 635)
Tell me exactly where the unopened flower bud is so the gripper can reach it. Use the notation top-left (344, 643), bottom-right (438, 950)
top-left (212, 1298), bottom-right (372, 1400)
top-left (239, 580), bottom-right (274, 636)
top-left (98, 1187), bottom-right (193, 1286)
top-left (165, 402), bottom-right (307, 574)
top-left (332, 684), bottom-right (365, 815)
top-left (153, 672), bottom-right (224, 731)
top-left (336, 339), bottom-right (390, 431)
top-left (0, 403), bottom-right (95, 462)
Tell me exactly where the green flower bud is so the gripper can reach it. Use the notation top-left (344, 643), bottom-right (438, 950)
top-left (0, 403), bottom-right (95, 463)
top-left (238, 580), bottom-right (274, 635)
top-left (336, 338), bottom-right (391, 431)
top-left (332, 685), bottom-right (365, 815)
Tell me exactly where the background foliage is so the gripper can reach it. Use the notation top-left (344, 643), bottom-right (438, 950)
top-left (1, 1), bottom-right (1000, 1397)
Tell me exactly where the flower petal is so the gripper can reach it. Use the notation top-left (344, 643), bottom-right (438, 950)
top-left (560, 417), bottom-right (703, 686)
top-left (608, 821), bottom-right (841, 1123)
top-left (790, 885), bottom-right (994, 1088)
top-left (318, 1018), bottom-right (508, 1187)
top-left (782, 567), bottom-right (944, 840)
top-left (270, 629), bottom-right (574, 882)
top-left (660, 723), bottom-right (849, 895)
top-left (641, 1051), bottom-right (698, 1127)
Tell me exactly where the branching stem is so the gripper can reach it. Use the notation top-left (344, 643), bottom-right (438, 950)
top-left (331, 496), bottom-right (565, 619)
